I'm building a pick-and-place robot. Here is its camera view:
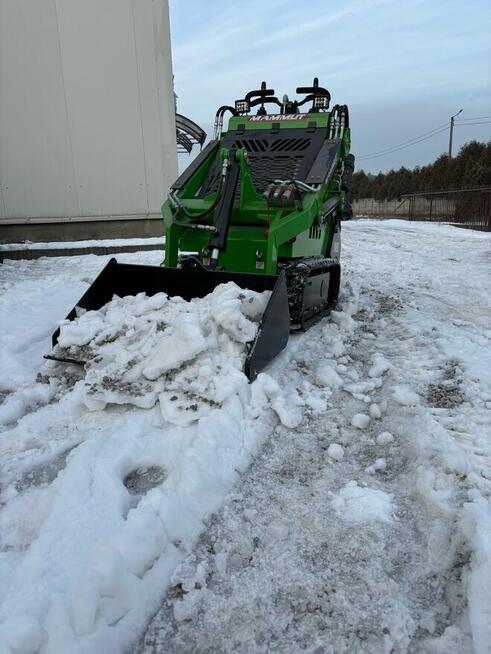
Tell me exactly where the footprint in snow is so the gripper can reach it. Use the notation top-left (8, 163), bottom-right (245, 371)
top-left (123, 465), bottom-right (167, 496)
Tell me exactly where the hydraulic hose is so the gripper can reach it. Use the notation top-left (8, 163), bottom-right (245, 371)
top-left (169, 156), bottom-right (229, 222)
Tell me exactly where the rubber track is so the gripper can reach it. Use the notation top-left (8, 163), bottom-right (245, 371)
top-left (278, 256), bottom-right (339, 330)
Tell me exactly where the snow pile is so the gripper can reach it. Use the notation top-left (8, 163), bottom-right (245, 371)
top-left (331, 481), bottom-right (395, 523)
top-left (0, 279), bottom-right (305, 654)
top-left (53, 282), bottom-right (270, 424)
top-left (250, 374), bottom-right (304, 429)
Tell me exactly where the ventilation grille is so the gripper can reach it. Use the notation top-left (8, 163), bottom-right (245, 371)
top-left (309, 225), bottom-right (323, 239)
top-left (232, 138), bottom-right (268, 152)
top-left (247, 156), bottom-right (303, 193)
top-left (197, 127), bottom-right (327, 199)
top-left (232, 137), bottom-right (311, 153)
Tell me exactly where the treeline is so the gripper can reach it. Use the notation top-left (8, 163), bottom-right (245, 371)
top-left (350, 140), bottom-right (491, 201)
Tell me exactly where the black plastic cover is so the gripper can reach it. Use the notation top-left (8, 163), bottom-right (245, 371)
top-left (171, 140), bottom-right (219, 191)
top-left (199, 127), bottom-right (327, 197)
top-left (305, 139), bottom-right (341, 185)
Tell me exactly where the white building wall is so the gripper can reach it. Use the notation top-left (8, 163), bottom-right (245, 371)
top-left (0, 0), bottom-right (177, 223)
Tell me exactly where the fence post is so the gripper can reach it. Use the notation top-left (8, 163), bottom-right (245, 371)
top-left (487, 192), bottom-right (491, 231)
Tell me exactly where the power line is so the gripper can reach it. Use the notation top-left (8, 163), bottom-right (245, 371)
top-left (357, 122), bottom-right (448, 159)
top-left (358, 125), bottom-right (449, 161)
top-left (357, 115), bottom-right (490, 163)
top-left (358, 128), bottom-right (448, 161)
top-left (455, 120), bottom-right (491, 126)
top-left (455, 115), bottom-right (491, 121)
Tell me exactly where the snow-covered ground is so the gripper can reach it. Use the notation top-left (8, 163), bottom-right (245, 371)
top-left (0, 237), bottom-right (163, 252)
top-left (0, 220), bottom-right (490, 654)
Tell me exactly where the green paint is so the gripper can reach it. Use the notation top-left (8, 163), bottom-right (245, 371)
top-left (162, 105), bottom-right (350, 275)
top-left (227, 112), bottom-right (330, 132)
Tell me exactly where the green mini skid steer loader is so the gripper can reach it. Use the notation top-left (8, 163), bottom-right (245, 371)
top-left (47, 78), bottom-right (354, 380)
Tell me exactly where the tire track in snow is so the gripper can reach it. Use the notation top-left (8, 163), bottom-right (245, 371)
top-left (137, 293), bottom-right (464, 652)
top-left (137, 221), bottom-right (491, 654)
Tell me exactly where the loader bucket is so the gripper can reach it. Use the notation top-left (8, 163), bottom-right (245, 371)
top-left (48, 258), bottom-right (290, 381)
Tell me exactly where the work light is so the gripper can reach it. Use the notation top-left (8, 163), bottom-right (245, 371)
top-left (235, 99), bottom-right (250, 114)
top-left (313, 95), bottom-right (329, 109)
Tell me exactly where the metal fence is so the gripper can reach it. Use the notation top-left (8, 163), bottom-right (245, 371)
top-left (402, 187), bottom-right (491, 231)
top-left (352, 198), bottom-right (409, 216)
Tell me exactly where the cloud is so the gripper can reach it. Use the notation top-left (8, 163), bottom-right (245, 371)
top-left (169, 0), bottom-right (491, 172)
top-left (171, 0), bottom-right (394, 81)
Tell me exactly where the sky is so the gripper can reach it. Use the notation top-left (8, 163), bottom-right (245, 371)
top-left (168, 0), bottom-right (491, 173)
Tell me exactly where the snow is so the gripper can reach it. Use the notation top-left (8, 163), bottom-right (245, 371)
top-left (1, 219), bottom-right (490, 654)
top-left (0, 237), bottom-right (163, 251)
top-left (369, 355), bottom-right (392, 378)
top-left (369, 402), bottom-right (382, 418)
top-left (351, 412), bottom-right (371, 429)
top-left (315, 362), bottom-right (343, 388)
top-left (0, 251), bottom-right (292, 654)
top-left (377, 431), bottom-right (395, 446)
top-left (366, 457), bottom-right (387, 474)
top-left (392, 384), bottom-right (421, 406)
top-left (52, 282), bottom-right (270, 418)
top-left (137, 220), bottom-right (491, 654)
top-left (461, 495), bottom-right (491, 654)
top-left (331, 481), bottom-right (395, 523)
top-left (327, 443), bottom-right (344, 461)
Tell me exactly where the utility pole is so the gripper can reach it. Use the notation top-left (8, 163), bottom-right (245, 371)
top-left (448, 109), bottom-right (463, 159)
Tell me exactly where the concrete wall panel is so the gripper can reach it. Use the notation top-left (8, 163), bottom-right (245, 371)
top-left (0, 0), bottom-right (177, 224)
top-left (0, 0), bottom-right (78, 218)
